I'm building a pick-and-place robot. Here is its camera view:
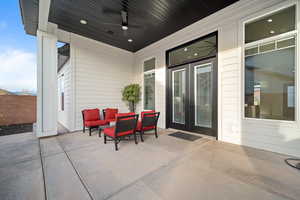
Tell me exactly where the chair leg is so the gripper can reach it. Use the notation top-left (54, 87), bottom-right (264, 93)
top-left (140, 131), bottom-right (144, 142)
top-left (155, 128), bottom-right (158, 138)
top-left (98, 127), bottom-right (101, 137)
top-left (134, 133), bottom-right (138, 145)
top-left (83, 126), bottom-right (85, 133)
top-left (104, 135), bottom-right (107, 144)
top-left (114, 138), bottom-right (118, 151)
top-left (89, 127), bottom-right (92, 136)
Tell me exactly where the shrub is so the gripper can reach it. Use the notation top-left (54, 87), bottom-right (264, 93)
top-left (122, 84), bottom-right (141, 113)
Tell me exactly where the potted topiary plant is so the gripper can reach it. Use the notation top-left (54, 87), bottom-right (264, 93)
top-left (122, 84), bottom-right (141, 113)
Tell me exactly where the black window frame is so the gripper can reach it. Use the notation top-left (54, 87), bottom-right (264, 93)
top-left (166, 32), bottom-right (218, 68)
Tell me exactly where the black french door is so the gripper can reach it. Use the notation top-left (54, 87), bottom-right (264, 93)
top-left (167, 58), bottom-right (217, 137)
top-left (168, 64), bottom-right (189, 131)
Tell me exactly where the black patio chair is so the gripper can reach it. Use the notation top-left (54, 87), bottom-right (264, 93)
top-left (136, 112), bottom-right (160, 142)
top-left (103, 113), bottom-right (139, 151)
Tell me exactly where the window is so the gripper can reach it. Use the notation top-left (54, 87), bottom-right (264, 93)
top-left (58, 75), bottom-right (64, 111)
top-left (143, 58), bottom-right (155, 110)
top-left (244, 6), bottom-right (296, 121)
top-left (168, 34), bottom-right (217, 67)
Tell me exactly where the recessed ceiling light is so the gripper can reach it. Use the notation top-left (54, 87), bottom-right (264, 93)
top-left (128, 39), bottom-right (133, 42)
top-left (267, 19), bottom-right (273, 23)
top-left (194, 53), bottom-right (198, 56)
top-left (270, 30), bottom-right (275, 34)
top-left (80, 19), bottom-right (87, 25)
top-left (184, 48), bottom-right (188, 52)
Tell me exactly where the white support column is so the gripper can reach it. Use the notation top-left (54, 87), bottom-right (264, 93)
top-left (36, 30), bottom-right (58, 137)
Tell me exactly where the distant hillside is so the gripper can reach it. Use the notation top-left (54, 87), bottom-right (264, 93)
top-left (0, 89), bottom-right (13, 95)
top-left (12, 91), bottom-right (36, 96)
top-left (0, 89), bottom-right (36, 96)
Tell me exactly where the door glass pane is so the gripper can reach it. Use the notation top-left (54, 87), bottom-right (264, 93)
top-left (195, 64), bottom-right (212, 128)
top-left (172, 69), bottom-right (186, 124)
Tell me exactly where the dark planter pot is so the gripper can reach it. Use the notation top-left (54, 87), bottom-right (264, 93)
top-left (129, 102), bottom-right (136, 113)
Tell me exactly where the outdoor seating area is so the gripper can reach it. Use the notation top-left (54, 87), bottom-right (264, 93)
top-left (82, 108), bottom-right (160, 150)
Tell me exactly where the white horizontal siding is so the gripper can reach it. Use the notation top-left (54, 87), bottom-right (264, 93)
top-left (71, 34), bottom-right (134, 130)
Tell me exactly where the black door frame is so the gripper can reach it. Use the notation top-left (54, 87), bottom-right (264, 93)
top-left (189, 58), bottom-right (218, 137)
top-left (165, 31), bottom-right (218, 138)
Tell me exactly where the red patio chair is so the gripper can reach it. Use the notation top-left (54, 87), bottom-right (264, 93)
top-left (103, 112), bottom-right (138, 151)
top-left (136, 111), bottom-right (160, 142)
top-left (82, 108), bottom-right (109, 136)
top-left (103, 108), bottom-right (119, 123)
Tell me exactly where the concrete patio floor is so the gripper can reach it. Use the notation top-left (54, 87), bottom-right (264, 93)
top-left (0, 129), bottom-right (300, 200)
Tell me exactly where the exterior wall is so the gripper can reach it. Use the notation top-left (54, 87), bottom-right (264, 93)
top-left (133, 0), bottom-right (300, 157)
top-left (57, 60), bottom-right (72, 130)
top-left (70, 34), bottom-right (134, 131)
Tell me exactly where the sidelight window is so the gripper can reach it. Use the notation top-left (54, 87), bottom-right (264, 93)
top-left (143, 58), bottom-right (155, 110)
top-left (58, 75), bottom-right (64, 111)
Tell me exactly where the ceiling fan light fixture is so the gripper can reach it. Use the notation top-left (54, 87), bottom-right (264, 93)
top-left (80, 19), bottom-right (87, 25)
top-left (122, 25), bottom-right (128, 30)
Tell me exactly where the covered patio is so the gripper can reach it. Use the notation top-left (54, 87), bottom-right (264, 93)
top-left (6, 0), bottom-right (300, 199)
top-left (17, 0), bottom-right (300, 159)
top-left (1, 130), bottom-right (299, 200)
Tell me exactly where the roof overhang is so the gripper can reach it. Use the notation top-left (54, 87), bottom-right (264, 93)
top-left (19, 0), bottom-right (239, 52)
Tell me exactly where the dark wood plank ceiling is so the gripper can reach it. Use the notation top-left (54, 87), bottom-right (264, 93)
top-left (20, 0), bottom-right (239, 52)
top-left (19, 0), bottom-right (39, 35)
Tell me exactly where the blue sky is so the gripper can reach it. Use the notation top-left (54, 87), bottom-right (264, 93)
top-left (0, 0), bottom-right (37, 92)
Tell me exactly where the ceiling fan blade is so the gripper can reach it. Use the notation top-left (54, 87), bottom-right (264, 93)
top-left (128, 24), bottom-right (143, 29)
top-left (99, 22), bottom-right (121, 27)
top-left (121, 10), bottom-right (128, 24)
top-left (123, 29), bottom-right (128, 37)
top-left (102, 8), bottom-right (120, 15)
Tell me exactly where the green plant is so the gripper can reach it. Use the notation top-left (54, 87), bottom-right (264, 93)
top-left (122, 84), bottom-right (141, 113)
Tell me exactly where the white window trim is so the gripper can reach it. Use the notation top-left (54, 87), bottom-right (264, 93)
top-left (239, 0), bottom-right (299, 126)
top-left (142, 57), bottom-right (156, 111)
top-left (245, 33), bottom-right (296, 58)
top-left (144, 69), bottom-right (155, 75)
